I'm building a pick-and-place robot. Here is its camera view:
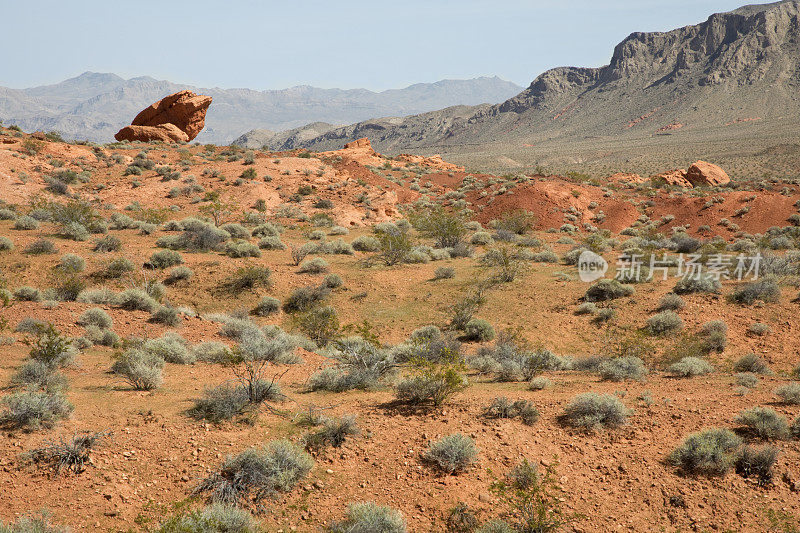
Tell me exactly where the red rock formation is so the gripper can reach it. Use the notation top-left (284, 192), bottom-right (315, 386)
top-left (115, 124), bottom-right (189, 143)
top-left (114, 90), bottom-right (211, 143)
top-left (651, 169), bottom-right (692, 188)
top-left (343, 137), bottom-right (374, 150)
top-left (686, 160), bottom-right (730, 187)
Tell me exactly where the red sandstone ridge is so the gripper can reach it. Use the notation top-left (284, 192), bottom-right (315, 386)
top-left (686, 160), bottom-right (730, 187)
top-left (343, 137), bottom-right (374, 150)
top-left (606, 172), bottom-right (646, 185)
top-left (651, 169), bottom-right (692, 188)
top-left (114, 90), bottom-right (211, 143)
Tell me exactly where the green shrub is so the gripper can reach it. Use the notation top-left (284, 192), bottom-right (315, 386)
top-left (673, 275), bottom-right (720, 294)
top-left (96, 257), bottom-right (135, 279)
top-left (158, 504), bottom-right (259, 533)
top-left (735, 372), bottom-right (759, 389)
top-left (657, 293), bottom-right (685, 311)
top-left (584, 279), bottom-right (634, 302)
top-left (23, 430), bottom-right (105, 475)
top-left (14, 215), bottom-right (40, 230)
top-left (0, 236), bottom-right (13, 251)
top-left (191, 342), bottom-right (231, 363)
top-left (463, 319), bottom-right (495, 342)
top-left (647, 310), bottom-right (683, 336)
top-left (774, 383), bottom-right (800, 405)
top-left (322, 273), bottom-right (343, 289)
top-left (282, 285), bottom-right (329, 313)
top-left (299, 257), bottom-right (329, 274)
top-left (668, 357), bottom-right (713, 377)
top-left (0, 511), bottom-right (68, 532)
top-left (560, 393), bottom-right (630, 429)
top-left (433, 266), bottom-right (455, 280)
top-left (14, 286), bottom-right (42, 302)
top-left (700, 320), bottom-right (727, 353)
top-left (733, 353), bottom-right (772, 375)
top-left (77, 308), bottom-right (112, 329)
top-left (258, 236), bottom-right (286, 250)
top-left (218, 266), bottom-right (272, 295)
top-left (729, 278), bottom-right (780, 305)
top-left (146, 249), bottom-right (183, 269)
top-left (328, 502), bottom-right (406, 533)
top-left (308, 337), bottom-right (397, 392)
top-left (735, 445), bottom-right (778, 486)
top-left (0, 390), bottom-right (73, 430)
top-left (151, 305), bottom-right (181, 326)
top-left (84, 325), bottom-right (119, 347)
top-left (224, 240), bottom-right (261, 258)
top-left (59, 222), bottom-right (89, 241)
top-left (424, 433), bottom-right (478, 474)
top-left (747, 322), bottom-right (770, 336)
top-left (351, 235), bottom-right (380, 252)
top-left (303, 414), bottom-right (360, 451)
top-left (196, 440), bottom-right (313, 505)
top-left (24, 239), bottom-right (58, 255)
top-left (293, 305), bottom-right (339, 346)
top-left (93, 235), bottom-right (121, 252)
top-left (734, 406), bottom-right (790, 440)
top-left (111, 349), bottom-right (164, 390)
top-left (598, 356), bottom-right (647, 382)
top-left (668, 428), bottom-right (742, 476)
top-left (190, 380), bottom-right (282, 423)
top-left (528, 376), bottom-right (552, 390)
top-left (58, 253), bottom-right (85, 273)
top-left (483, 397), bottom-right (539, 425)
top-left (221, 223), bottom-right (251, 240)
top-left (166, 265), bottom-right (193, 283)
top-left (11, 360), bottom-right (68, 392)
top-left (114, 289), bottom-right (158, 312)
top-left (252, 296), bottom-right (280, 317)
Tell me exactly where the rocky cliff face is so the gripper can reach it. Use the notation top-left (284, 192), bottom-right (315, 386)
top-left (288, 0), bottom-right (800, 153)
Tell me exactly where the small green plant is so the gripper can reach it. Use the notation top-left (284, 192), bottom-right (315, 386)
top-left (424, 433), bottom-right (478, 474)
top-left (559, 393), bottom-right (630, 429)
top-left (668, 428), bottom-right (742, 476)
top-left (734, 406), bottom-right (789, 440)
top-left (328, 502), bottom-right (406, 533)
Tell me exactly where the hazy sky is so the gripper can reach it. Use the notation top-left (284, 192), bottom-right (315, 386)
top-left (4, 0), bottom-right (756, 91)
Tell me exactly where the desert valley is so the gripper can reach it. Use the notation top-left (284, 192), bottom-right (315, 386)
top-left (1, 1), bottom-right (800, 532)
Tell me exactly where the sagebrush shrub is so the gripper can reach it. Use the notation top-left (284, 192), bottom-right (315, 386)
top-left (282, 285), bottom-right (329, 313)
top-left (733, 353), bottom-right (772, 375)
top-left (774, 383), bottom-right (800, 405)
top-left (463, 318), bottom-right (495, 342)
top-left (735, 445), bottom-right (778, 486)
top-left (146, 249), bottom-right (183, 269)
top-left (111, 349), bottom-right (164, 390)
top-left (673, 275), bottom-right (720, 294)
top-left (424, 433), bottom-right (478, 474)
top-left (13, 215), bottom-right (39, 230)
top-left (14, 286), bottom-right (42, 302)
top-left (0, 390), bottom-right (73, 430)
top-left (560, 393), bottom-right (630, 429)
top-left (77, 308), bottom-right (112, 329)
top-left (25, 239), bottom-right (58, 255)
top-left (598, 356), bottom-right (647, 382)
top-left (734, 406), bottom-right (789, 440)
top-left (657, 293), bottom-right (685, 311)
top-left (196, 440), bottom-right (313, 505)
top-left (158, 504), bottom-right (259, 533)
top-left (218, 266), bottom-right (272, 295)
top-left (328, 502), bottom-right (407, 533)
top-left (0, 511), bottom-right (68, 533)
top-left (729, 278), bottom-right (780, 305)
top-left (299, 257), bottom-right (329, 274)
top-left (93, 235), bottom-right (121, 252)
top-left (584, 279), bottom-right (634, 302)
top-left (668, 357), bottom-right (713, 378)
top-left (668, 428), bottom-right (742, 476)
top-left (166, 265), bottom-right (193, 283)
top-left (647, 311), bottom-right (683, 336)
top-left (483, 397), bottom-right (539, 425)
top-left (303, 414), bottom-right (360, 450)
top-left (252, 296), bottom-right (280, 317)
top-left (114, 289), bottom-right (158, 312)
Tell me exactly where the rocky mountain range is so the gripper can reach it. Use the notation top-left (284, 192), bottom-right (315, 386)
top-left (260, 0), bottom-right (800, 177)
top-left (0, 74), bottom-right (521, 144)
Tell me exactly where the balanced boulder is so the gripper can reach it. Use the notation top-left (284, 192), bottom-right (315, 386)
top-left (115, 90), bottom-right (211, 143)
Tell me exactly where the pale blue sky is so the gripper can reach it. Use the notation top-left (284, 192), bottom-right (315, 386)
top-left (4, 0), bottom-right (758, 90)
